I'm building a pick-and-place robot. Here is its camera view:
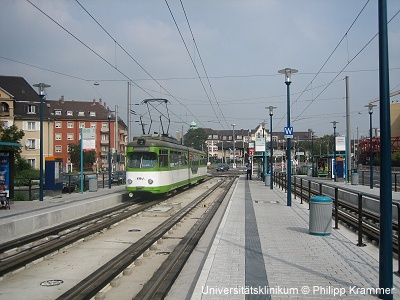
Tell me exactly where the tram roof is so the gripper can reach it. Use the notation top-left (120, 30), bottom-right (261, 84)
top-left (128, 135), bottom-right (203, 154)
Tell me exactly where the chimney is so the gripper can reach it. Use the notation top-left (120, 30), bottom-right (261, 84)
top-left (104, 101), bottom-right (106, 108)
top-left (59, 95), bottom-right (64, 103)
top-left (92, 98), bottom-right (95, 105)
top-left (99, 98), bottom-right (102, 104)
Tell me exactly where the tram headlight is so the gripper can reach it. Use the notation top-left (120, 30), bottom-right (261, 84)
top-left (127, 178), bottom-right (133, 184)
top-left (148, 178), bottom-right (154, 185)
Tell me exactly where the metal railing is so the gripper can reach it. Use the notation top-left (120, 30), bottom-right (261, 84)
top-left (273, 171), bottom-right (400, 273)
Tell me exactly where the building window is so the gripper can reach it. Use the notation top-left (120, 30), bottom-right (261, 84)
top-left (79, 122), bottom-right (85, 128)
top-left (28, 159), bottom-right (36, 169)
top-left (101, 146), bottom-right (107, 152)
top-left (67, 122), bottom-right (73, 128)
top-left (55, 133), bottom-right (62, 140)
top-left (89, 111), bottom-right (96, 117)
top-left (78, 111), bottom-right (85, 116)
top-left (67, 133), bottom-right (74, 140)
top-left (54, 110), bottom-right (61, 116)
top-left (27, 121), bottom-right (36, 131)
top-left (26, 139), bottom-right (36, 150)
top-left (101, 134), bottom-right (107, 141)
top-left (213, 135), bottom-right (218, 139)
top-left (55, 145), bottom-right (62, 153)
top-left (55, 121), bottom-right (62, 128)
top-left (223, 136), bottom-right (227, 141)
top-left (27, 105), bottom-right (36, 114)
top-left (67, 111), bottom-right (73, 116)
top-left (101, 122), bottom-right (108, 128)
top-left (237, 135), bottom-right (242, 140)
top-left (91, 123), bottom-right (96, 129)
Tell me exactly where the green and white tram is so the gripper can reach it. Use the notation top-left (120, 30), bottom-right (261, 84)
top-left (126, 135), bottom-right (207, 197)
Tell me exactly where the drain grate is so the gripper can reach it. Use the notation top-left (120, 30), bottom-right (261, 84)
top-left (40, 280), bottom-right (64, 286)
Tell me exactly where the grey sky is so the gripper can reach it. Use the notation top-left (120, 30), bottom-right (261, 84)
top-left (1, 0), bottom-right (399, 139)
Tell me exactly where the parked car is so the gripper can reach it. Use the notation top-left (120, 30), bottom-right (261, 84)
top-left (111, 171), bottom-right (126, 184)
top-left (62, 174), bottom-right (78, 193)
top-left (216, 164), bottom-right (229, 172)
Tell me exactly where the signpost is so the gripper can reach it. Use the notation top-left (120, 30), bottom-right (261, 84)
top-left (80, 128), bottom-right (96, 193)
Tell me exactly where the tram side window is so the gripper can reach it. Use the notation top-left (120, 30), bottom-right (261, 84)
top-left (180, 153), bottom-right (188, 166)
top-left (170, 151), bottom-right (180, 167)
top-left (127, 152), bottom-right (157, 168)
top-left (159, 149), bottom-right (168, 168)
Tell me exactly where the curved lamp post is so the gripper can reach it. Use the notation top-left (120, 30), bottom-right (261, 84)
top-left (268, 106), bottom-right (277, 189)
top-left (33, 83), bottom-right (51, 201)
top-left (364, 103), bottom-right (377, 189)
top-left (278, 68), bottom-right (297, 206)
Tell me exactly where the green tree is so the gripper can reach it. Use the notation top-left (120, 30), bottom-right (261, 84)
top-left (393, 151), bottom-right (400, 167)
top-left (0, 124), bottom-right (24, 160)
top-left (68, 142), bottom-right (96, 169)
top-left (184, 128), bottom-right (207, 151)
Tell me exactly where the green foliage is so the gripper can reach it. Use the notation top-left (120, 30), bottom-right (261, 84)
top-left (12, 192), bottom-right (28, 201)
top-left (0, 124), bottom-right (24, 160)
top-left (183, 128), bottom-right (207, 151)
top-left (68, 142), bottom-right (96, 168)
top-left (393, 151), bottom-right (400, 167)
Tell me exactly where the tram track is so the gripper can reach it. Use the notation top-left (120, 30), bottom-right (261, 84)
top-left (0, 197), bottom-right (162, 278)
top-left (56, 176), bottom-right (235, 300)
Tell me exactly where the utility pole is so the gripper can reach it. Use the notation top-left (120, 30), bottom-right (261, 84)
top-left (345, 76), bottom-right (351, 183)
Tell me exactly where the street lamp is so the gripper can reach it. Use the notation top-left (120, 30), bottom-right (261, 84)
top-left (268, 106), bottom-right (277, 189)
top-left (33, 83), bottom-right (50, 201)
top-left (231, 124), bottom-right (236, 168)
top-left (262, 121), bottom-right (266, 183)
top-left (365, 103), bottom-right (377, 189)
top-left (310, 130), bottom-right (315, 177)
top-left (278, 68), bottom-right (298, 206)
top-left (108, 110), bottom-right (115, 189)
top-left (331, 121), bottom-right (338, 182)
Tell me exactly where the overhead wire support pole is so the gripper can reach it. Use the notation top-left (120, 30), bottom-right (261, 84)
top-left (345, 76), bottom-right (351, 183)
top-left (378, 0), bottom-right (393, 298)
top-left (33, 83), bottom-right (50, 202)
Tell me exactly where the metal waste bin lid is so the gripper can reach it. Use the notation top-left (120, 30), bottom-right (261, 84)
top-left (310, 195), bottom-right (332, 203)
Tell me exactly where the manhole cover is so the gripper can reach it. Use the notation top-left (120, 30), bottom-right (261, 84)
top-left (40, 280), bottom-right (64, 286)
top-left (156, 251), bottom-right (171, 255)
top-left (128, 229), bottom-right (141, 232)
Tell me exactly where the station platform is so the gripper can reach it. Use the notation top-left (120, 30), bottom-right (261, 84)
top-left (168, 175), bottom-right (400, 299)
top-left (0, 185), bottom-right (126, 243)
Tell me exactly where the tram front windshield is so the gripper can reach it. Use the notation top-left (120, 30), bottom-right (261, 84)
top-left (127, 152), bottom-right (157, 168)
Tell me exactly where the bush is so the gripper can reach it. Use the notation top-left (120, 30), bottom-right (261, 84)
top-left (12, 192), bottom-right (28, 201)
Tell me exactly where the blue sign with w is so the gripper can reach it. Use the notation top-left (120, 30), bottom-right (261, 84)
top-left (284, 126), bottom-right (294, 138)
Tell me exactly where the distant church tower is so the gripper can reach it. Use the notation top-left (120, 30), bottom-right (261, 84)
top-left (190, 120), bottom-right (197, 130)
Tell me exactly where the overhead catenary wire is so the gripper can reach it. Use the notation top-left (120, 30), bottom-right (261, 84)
top-left (74, 0), bottom-right (205, 130)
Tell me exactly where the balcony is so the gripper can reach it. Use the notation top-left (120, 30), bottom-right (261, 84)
top-left (100, 139), bottom-right (110, 145)
top-left (100, 127), bottom-right (110, 133)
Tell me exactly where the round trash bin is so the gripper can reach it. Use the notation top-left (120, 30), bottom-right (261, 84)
top-left (89, 176), bottom-right (98, 192)
top-left (351, 172), bottom-right (359, 185)
top-left (309, 195), bottom-right (332, 236)
top-left (265, 173), bottom-right (271, 185)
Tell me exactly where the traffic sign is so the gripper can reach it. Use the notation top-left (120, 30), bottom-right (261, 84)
top-left (284, 126), bottom-right (294, 138)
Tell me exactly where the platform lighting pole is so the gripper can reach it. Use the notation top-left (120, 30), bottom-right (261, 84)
top-left (278, 68), bottom-right (297, 207)
top-left (378, 1), bottom-right (393, 297)
top-left (268, 106), bottom-right (276, 189)
top-left (33, 83), bottom-right (50, 201)
top-left (331, 121), bottom-right (338, 182)
top-left (262, 122), bottom-right (266, 183)
top-left (108, 111), bottom-right (113, 189)
top-left (365, 103), bottom-right (376, 189)
top-left (231, 124), bottom-right (236, 168)
top-left (311, 130), bottom-right (315, 177)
